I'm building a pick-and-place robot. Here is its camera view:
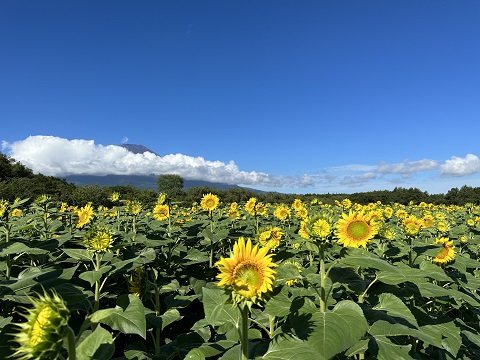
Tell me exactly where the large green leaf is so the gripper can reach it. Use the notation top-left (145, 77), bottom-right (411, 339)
top-left (90, 294), bottom-right (146, 339)
top-left (202, 287), bottom-right (240, 328)
top-left (76, 325), bottom-right (115, 360)
top-left (373, 293), bottom-right (418, 328)
top-left (264, 300), bottom-right (367, 360)
top-left (78, 266), bottom-right (112, 286)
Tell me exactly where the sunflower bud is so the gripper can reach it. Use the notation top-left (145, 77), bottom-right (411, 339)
top-left (12, 291), bottom-right (69, 360)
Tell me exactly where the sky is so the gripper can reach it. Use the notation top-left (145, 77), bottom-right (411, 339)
top-left (1, 1), bottom-right (480, 195)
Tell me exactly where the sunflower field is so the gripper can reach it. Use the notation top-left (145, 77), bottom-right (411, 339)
top-left (1, 193), bottom-right (480, 359)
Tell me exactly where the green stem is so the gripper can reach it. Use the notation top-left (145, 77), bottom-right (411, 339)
top-left (5, 226), bottom-right (11, 280)
top-left (93, 253), bottom-right (102, 313)
top-left (154, 285), bottom-right (161, 356)
top-left (66, 326), bottom-right (76, 360)
top-left (239, 304), bottom-right (249, 360)
top-left (319, 242), bottom-right (326, 312)
top-left (358, 276), bottom-right (378, 304)
top-left (269, 315), bottom-right (275, 338)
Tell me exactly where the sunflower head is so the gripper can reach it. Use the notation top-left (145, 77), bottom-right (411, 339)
top-left (432, 237), bottom-right (455, 265)
top-left (109, 192), bottom-right (120, 202)
top-left (126, 200), bottom-right (142, 215)
top-left (153, 204), bottom-right (170, 221)
top-left (215, 237), bottom-right (277, 305)
top-left (305, 212), bottom-right (334, 241)
top-left (402, 215), bottom-right (423, 237)
top-left (157, 193), bottom-right (167, 205)
top-left (335, 211), bottom-right (377, 248)
top-left (200, 193), bottom-right (220, 212)
top-left (11, 290), bottom-right (69, 360)
top-left (257, 226), bottom-right (284, 250)
top-left (273, 204), bottom-right (291, 222)
top-left (75, 203), bottom-right (94, 228)
top-left (84, 226), bottom-right (115, 253)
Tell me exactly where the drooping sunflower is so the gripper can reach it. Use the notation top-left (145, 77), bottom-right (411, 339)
top-left (200, 193), bottom-right (219, 212)
top-left (153, 204), bottom-right (170, 221)
top-left (283, 260), bottom-right (302, 286)
top-left (215, 237), bottom-right (277, 303)
top-left (335, 211), bottom-right (377, 248)
top-left (432, 237), bottom-right (455, 265)
top-left (257, 226), bottom-right (284, 250)
top-left (12, 290), bottom-right (69, 360)
top-left (75, 203), bottom-right (94, 228)
top-left (84, 226), bottom-right (115, 253)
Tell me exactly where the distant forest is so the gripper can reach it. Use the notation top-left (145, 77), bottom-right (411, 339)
top-left (1, 152), bottom-right (480, 207)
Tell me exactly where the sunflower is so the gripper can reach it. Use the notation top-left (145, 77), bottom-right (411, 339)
top-left (215, 237), bottom-right (277, 303)
top-left (12, 290), bottom-right (69, 360)
top-left (257, 226), bottom-right (284, 250)
top-left (273, 204), bottom-right (291, 222)
top-left (294, 206), bottom-right (308, 219)
top-left (305, 212), bottom-right (334, 241)
top-left (153, 204), bottom-right (170, 221)
top-left (402, 215), bottom-right (423, 237)
top-left (335, 211), bottom-right (377, 248)
top-left (245, 197), bottom-right (257, 216)
top-left (200, 193), bottom-right (219, 212)
top-left (84, 226), bottom-right (115, 253)
top-left (75, 203), bottom-right (94, 228)
top-left (298, 219), bottom-right (310, 240)
top-left (109, 192), bottom-right (120, 202)
top-left (432, 238), bottom-right (455, 265)
top-left (126, 200), bottom-right (142, 215)
top-left (11, 208), bottom-right (23, 217)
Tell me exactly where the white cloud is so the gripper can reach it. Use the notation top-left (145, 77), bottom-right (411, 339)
top-left (440, 154), bottom-right (480, 176)
top-left (121, 137), bottom-right (129, 144)
top-left (1, 136), bottom-right (288, 187)
top-left (377, 159), bottom-right (438, 177)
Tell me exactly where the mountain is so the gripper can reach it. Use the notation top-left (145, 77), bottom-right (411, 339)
top-left (64, 174), bottom-right (261, 192)
top-left (120, 144), bottom-right (159, 155)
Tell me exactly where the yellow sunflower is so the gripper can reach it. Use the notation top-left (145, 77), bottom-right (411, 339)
top-left (76, 203), bottom-right (94, 228)
top-left (273, 204), bottom-right (291, 222)
top-left (335, 211), bottom-right (377, 248)
top-left (306, 212), bottom-right (334, 241)
top-left (245, 197), bottom-right (257, 216)
top-left (215, 237), bottom-right (277, 303)
top-left (153, 204), bottom-right (170, 221)
top-left (200, 193), bottom-right (219, 212)
top-left (432, 238), bottom-right (455, 265)
top-left (84, 226), bottom-right (115, 253)
top-left (402, 215), bottom-right (423, 237)
top-left (298, 219), bottom-right (310, 240)
top-left (257, 226), bottom-right (284, 250)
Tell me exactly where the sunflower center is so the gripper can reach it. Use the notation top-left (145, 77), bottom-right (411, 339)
top-left (233, 262), bottom-right (263, 292)
top-left (436, 245), bottom-right (449, 260)
top-left (347, 220), bottom-right (370, 240)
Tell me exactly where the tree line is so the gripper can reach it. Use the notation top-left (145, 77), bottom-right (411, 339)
top-left (1, 152), bottom-right (479, 207)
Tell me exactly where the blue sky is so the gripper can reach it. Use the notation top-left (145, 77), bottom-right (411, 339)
top-left (1, 1), bottom-right (480, 194)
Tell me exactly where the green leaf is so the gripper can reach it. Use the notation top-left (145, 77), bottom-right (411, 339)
top-left (202, 287), bottom-right (240, 327)
top-left (372, 335), bottom-right (412, 360)
top-left (78, 266), bottom-right (112, 286)
top-left (0, 241), bottom-right (47, 256)
top-left (265, 286), bottom-right (293, 317)
top-left (373, 293), bottom-right (418, 328)
top-left (63, 248), bottom-right (93, 261)
top-left (184, 348), bottom-right (206, 360)
top-left (90, 294), bottom-right (146, 339)
top-left (265, 300), bottom-right (367, 360)
top-left (76, 325), bottom-right (115, 360)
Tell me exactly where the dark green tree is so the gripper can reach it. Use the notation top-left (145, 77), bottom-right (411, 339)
top-left (157, 174), bottom-right (184, 199)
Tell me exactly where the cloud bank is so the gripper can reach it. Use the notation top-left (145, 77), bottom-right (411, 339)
top-left (2, 136), bottom-right (480, 193)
